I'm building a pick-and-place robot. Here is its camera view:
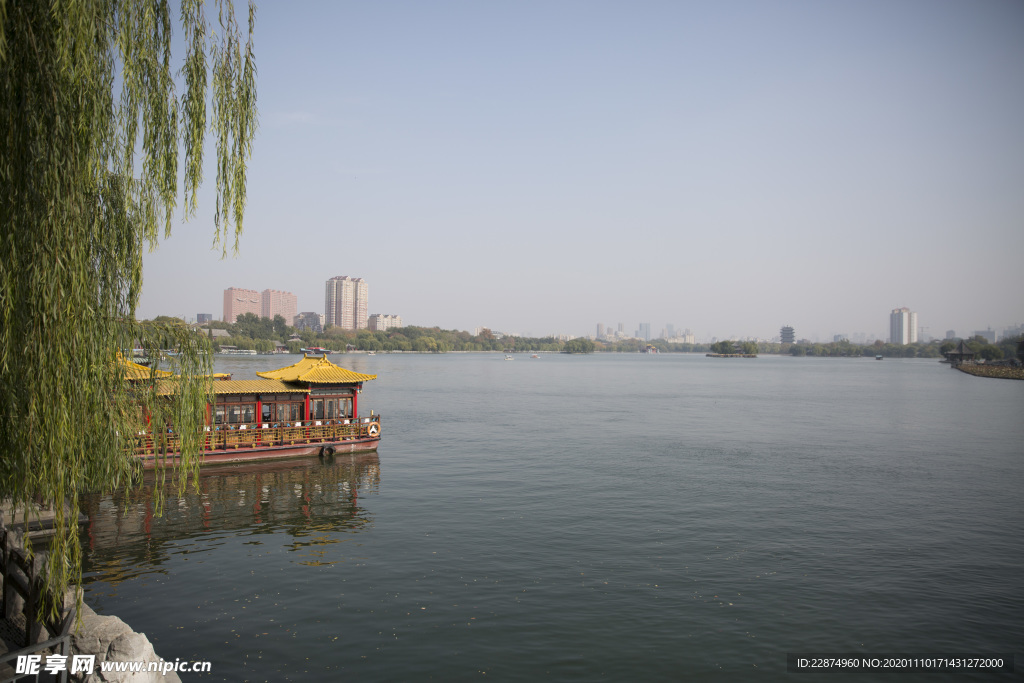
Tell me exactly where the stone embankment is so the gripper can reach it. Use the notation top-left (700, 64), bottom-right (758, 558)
top-left (1, 508), bottom-right (180, 682)
top-left (954, 364), bottom-right (1024, 380)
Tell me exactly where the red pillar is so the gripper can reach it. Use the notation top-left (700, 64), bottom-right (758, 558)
top-left (303, 391), bottom-right (312, 442)
top-left (205, 403), bottom-right (212, 451)
top-left (255, 398), bottom-right (262, 443)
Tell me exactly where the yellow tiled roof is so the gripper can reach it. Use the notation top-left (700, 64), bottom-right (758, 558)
top-left (119, 355), bottom-right (175, 380)
top-left (256, 354), bottom-right (377, 384)
top-left (154, 378), bottom-right (308, 396)
top-left (210, 379), bottom-right (309, 395)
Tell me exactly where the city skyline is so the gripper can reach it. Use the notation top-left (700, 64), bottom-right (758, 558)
top-left (200, 294), bottom-right (1020, 345)
top-left (137, 1), bottom-right (1023, 339)
top-left (201, 285), bottom-right (1016, 344)
top-left (188, 284), bottom-right (1017, 343)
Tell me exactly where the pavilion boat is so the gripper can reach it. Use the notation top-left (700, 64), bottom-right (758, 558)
top-left (301, 346), bottom-right (331, 355)
top-left (130, 354), bottom-right (381, 468)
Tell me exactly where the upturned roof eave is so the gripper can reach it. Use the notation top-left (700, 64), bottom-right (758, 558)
top-left (256, 353), bottom-right (377, 384)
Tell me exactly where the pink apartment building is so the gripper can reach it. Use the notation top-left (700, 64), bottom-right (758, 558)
top-left (262, 289), bottom-right (298, 325)
top-left (223, 287), bottom-right (297, 324)
top-left (223, 287), bottom-right (261, 323)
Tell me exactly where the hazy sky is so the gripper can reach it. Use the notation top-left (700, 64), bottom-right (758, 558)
top-left (139, 0), bottom-right (1024, 341)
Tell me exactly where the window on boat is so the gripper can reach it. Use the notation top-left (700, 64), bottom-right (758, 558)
top-left (261, 403), bottom-right (274, 423)
top-left (277, 403), bottom-right (301, 422)
top-left (310, 398), bottom-right (348, 420)
top-left (214, 406), bottom-right (226, 425)
top-left (226, 404), bottom-right (255, 425)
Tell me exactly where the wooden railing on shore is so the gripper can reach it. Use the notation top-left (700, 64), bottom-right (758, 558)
top-left (1, 515), bottom-right (77, 682)
top-left (133, 415), bottom-right (382, 456)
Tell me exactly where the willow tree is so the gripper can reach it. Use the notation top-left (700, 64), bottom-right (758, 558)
top-left (0, 0), bottom-right (257, 612)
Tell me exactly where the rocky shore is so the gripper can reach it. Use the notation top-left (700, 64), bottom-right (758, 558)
top-left (1, 510), bottom-right (179, 683)
top-left (955, 364), bottom-right (1024, 380)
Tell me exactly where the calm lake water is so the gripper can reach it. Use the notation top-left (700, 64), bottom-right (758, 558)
top-left (80, 353), bottom-right (1023, 681)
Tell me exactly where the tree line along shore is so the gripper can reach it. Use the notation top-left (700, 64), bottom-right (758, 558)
top-left (161, 315), bottom-right (1024, 360)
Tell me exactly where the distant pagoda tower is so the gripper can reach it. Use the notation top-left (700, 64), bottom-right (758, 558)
top-left (780, 326), bottom-right (795, 344)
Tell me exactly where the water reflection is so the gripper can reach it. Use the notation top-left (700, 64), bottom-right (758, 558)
top-left (80, 454), bottom-right (380, 584)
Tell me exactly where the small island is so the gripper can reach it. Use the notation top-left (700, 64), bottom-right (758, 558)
top-left (562, 338), bottom-right (596, 354)
top-left (706, 341), bottom-right (758, 358)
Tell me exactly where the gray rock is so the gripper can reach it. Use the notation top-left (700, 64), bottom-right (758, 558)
top-left (69, 613), bottom-right (181, 683)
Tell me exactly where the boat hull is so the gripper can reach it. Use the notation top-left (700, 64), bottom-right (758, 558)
top-left (137, 436), bottom-right (380, 469)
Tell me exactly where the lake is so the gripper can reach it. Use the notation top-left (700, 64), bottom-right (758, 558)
top-left (80, 353), bottom-right (1023, 681)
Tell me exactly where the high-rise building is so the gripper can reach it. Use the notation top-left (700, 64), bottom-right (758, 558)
top-left (973, 328), bottom-right (996, 344)
top-left (325, 276), bottom-right (369, 330)
top-left (889, 307), bottom-right (918, 345)
top-left (780, 326), bottom-right (795, 344)
top-left (369, 314), bottom-right (402, 332)
top-left (197, 313), bottom-right (213, 324)
top-left (638, 323), bottom-right (651, 341)
top-left (223, 287), bottom-right (261, 323)
top-left (1001, 324), bottom-right (1024, 341)
top-left (294, 311), bottom-right (324, 333)
top-left (261, 289), bottom-right (297, 325)
top-left (596, 323), bottom-right (605, 339)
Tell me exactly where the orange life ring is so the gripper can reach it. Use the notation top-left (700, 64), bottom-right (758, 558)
top-left (367, 423), bottom-right (380, 437)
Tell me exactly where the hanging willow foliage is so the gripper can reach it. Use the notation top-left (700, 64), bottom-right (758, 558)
top-left (0, 0), bottom-right (257, 616)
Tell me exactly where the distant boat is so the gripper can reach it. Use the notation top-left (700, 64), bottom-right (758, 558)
top-left (504, 355), bottom-right (514, 361)
top-left (219, 346), bottom-right (258, 356)
top-left (876, 355), bottom-right (883, 360)
top-left (531, 354), bottom-right (539, 358)
top-left (301, 346), bottom-right (331, 355)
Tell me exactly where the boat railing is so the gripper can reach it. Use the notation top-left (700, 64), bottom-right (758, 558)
top-left (133, 415), bottom-right (381, 456)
